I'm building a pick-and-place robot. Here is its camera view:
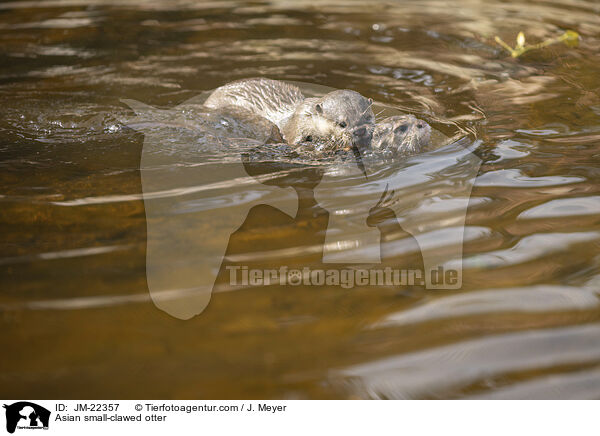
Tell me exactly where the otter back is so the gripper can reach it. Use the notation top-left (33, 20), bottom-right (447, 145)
top-left (204, 78), bottom-right (305, 129)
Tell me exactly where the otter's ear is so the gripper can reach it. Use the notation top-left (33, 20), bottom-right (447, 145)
top-left (368, 98), bottom-right (373, 105)
top-left (315, 104), bottom-right (323, 114)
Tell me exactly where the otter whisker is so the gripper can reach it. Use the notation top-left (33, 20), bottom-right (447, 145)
top-left (374, 109), bottom-right (386, 121)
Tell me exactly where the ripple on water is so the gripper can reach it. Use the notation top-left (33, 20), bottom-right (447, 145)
top-left (373, 285), bottom-right (599, 328)
top-left (337, 324), bottom-right (600, 399)
top-left (475, 169), bottom-right (585, 187)
top-left (518, 196), bottom-right (600, 219)
top-left (447, 231), bottom-right (600, 270)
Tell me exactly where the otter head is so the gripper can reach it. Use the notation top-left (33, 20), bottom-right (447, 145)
top-left (372, 114), bottom-right (431, 157)
top-left (282, 90), bottom-right (375, 153)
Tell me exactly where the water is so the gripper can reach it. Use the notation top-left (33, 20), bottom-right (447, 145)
top-left (1, 0), bottom-right (600, 399)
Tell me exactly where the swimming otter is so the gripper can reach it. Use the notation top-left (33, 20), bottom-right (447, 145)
top-left (371, 114), bottom-right (432, 157)
top-left (206, 106), bottom-right (284, 144)
top-left (204, 78), bottom-right (375, 152)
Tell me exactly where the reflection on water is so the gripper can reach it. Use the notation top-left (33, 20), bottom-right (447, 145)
top-left (338, 324), bottom-right (600, 399)
top-left (1, 0), bottom-right (600, 399)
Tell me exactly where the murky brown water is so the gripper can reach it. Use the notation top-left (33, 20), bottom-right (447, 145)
top-left (1, 0), bottom-right (600, 399)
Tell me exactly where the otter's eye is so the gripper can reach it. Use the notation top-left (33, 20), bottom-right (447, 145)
top-left (395, 124), bottom-right (408, 133)
top-left (417, 123), bottom-right (424, 129)
top-left (305, 136), bottom-right (313, 142)
top-left (337, 121), bottom-right (347, 128)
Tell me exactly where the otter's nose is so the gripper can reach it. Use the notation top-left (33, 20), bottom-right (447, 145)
top-left (354, 126), bottom-right (367, 137)
top-left (352, 125), bottom-right (372, 149)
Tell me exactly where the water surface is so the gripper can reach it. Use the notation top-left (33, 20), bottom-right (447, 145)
top-left (1, 0), bottom-right (600, 399)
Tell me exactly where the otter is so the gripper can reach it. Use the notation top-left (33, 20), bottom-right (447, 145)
top-left (371, 114), bottom-right (432, 157)
top-left (205, 106), bottom-right (284, 145)
top-left (204, 78), bottom-right (375, 153)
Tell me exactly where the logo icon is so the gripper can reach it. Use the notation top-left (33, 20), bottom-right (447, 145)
top-left (3, 402), bottom-right (50, 434)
